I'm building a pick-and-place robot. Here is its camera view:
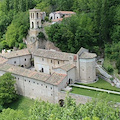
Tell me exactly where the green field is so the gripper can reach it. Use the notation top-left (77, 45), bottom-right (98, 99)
top-left (7, 96), bottom-right (34, 116)
top-left (71, 87), bottom-right (120, 102)
top-left (76, 78), bottom-right (120, 92)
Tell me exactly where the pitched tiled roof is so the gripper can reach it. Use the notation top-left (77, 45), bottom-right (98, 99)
top-left (0, 49), bottom-right (31, 59)
top-left (80, 52), bottom-right (97, 59)
top-left (46, 73), bottom-right (67, 85)
top-left (55, 11), bottom-right (76, 15)
top-left (54, 64), bottom-right (75, 72)
top-left (52, 18), bottom-right (63, 22)
top-left (0, 64), bottom-right (66, 86)
top-left (29, 8), bottom-right (41, 12)
top-left (33, 49), bottom-right (76, 61)
top-left (0, 57), bottom-right (8, 64)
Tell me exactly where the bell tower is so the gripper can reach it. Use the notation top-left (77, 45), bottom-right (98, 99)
top-left (29, 8), bottom-right (42, 29)
top-left (27, 8), bottom-right (46, 51)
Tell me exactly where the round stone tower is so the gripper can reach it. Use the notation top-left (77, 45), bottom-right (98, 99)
top-left (77, 47), bottom-right (97, 83)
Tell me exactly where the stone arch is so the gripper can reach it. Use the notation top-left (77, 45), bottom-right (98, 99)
top-left (37, 13), bottom-right (39, 19)
top-left (41, 68), bottom-right (44, 72)
top-left (21, 65), bottom-right (24, 67)
top-left (50, 16), bottom-right (53, 20)
top-left (37, 21), bottom-right (39, 28)
top-left (59, 99), bottom-right (64, 107)
top-left (33, 13), bottom-right (34, 18)
top-left (32, 22), bottom-right (34, 28)
top-left (69, 78), bottom-right (72, 84)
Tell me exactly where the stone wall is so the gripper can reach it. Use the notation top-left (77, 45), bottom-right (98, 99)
top-left (58, 91), bottom-right (92, 104)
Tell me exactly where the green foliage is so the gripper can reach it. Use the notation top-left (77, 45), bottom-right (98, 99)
top-left (0, 108), bottom-right (26, 120)
top-left (19, 43), bottom-right (26, 49)
top-left (6, 12), bottom-right (29, 48)
top-left (0, 72), bottom-right (17, 105)
top-left (37, 32), bottom-right (45, 39)
top-left (28, 94), bottom-right (120, 120)
top-left (47, 14), bottom-right (97, 53)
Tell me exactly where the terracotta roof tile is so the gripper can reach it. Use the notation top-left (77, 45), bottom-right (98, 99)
top-left (46, 73), bottom-right (67, 85)
top-left (0, 57), bottom-right (8, 64)
top-left (80, 52), bottom-right (97, 59)
top-left (0, 64), bottom-right (66, 86)
top-left (52, 18), bottom-right (63, 22)
top-left (0, 49), bottom-right (31, 59)
top-left (54, 64), bottom-right (75, 72)
top-left (55, 11), bottom-right (76, 14)
top-left (33, 49), bottom-right (76, 61)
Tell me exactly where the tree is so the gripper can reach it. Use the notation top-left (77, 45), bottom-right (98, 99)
top-left (0, 72), bottom-right (17, 105)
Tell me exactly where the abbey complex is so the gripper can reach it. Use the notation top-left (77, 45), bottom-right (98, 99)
top-left (0, 9), bottom-right (97, 103)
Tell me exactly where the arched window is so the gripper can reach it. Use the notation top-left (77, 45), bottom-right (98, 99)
top-left (33, 13), bottom-right (34, 18)
top-left (37, 22), bottom-right (39, 28)
top-left (32, 22), bottom-right (34, 28)
top-left (37, 13), bottom-right (39, 19)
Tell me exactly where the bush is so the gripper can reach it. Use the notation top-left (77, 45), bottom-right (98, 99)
top-left (107, 66), bottom-right (114, 73)
top-left (37, 32), bottom-right (45, 39)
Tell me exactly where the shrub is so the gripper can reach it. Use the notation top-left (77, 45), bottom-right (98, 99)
top-left (107, 66), bottom-right (114, 73)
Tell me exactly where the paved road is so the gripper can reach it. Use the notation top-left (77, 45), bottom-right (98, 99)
top-left (70, 84), bottom-right (120, 95)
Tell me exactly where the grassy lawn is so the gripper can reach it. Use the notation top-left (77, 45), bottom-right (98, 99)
top-left (71, 87), bottom-right (120, 102)
top-left (76, 78), bottom-right (120, 92)
top-left (7, 96), bottom-right (34, 116)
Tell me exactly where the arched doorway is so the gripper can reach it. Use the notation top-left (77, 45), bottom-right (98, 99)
top-left (69, 79), bottom-right (71, 84)
top-left (59, 99), bottom-right (64, 107)
top-left (21, 65), bottom-right (24, 67)
top-left (41, 68), bottom-right (44, 72)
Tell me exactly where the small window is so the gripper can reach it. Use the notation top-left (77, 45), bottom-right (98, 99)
top-left (25, 59), bottom-right (26, 61)
top-left (18, 78), bottom-right (19, 80)
top-left (25, 80), bottom-right (26, 81)
top-left (58, 61), bottom-right (59, 64)
top-left (29, 81), bottom-right (30, 82)
top-left (46, 86), bottom-right (47, 88)
top-left (41, 84), bottom-right (43, 86)
top-left (42, 58), bottom-right (44, 61)
top-left (51, 94), bottom-right (52, 96)
top-left (37, 83), bottom-right (39, 85)
top-left (14, 61), bottom-right (16, 64)
top-left (33, 82), bottom-right (35, 83)
top-left (51, 60), bottom-right (52, 63)
top-left (15, 77), bottom-right (16, 79)
top-left (51, 87), bottom-right (52, 90)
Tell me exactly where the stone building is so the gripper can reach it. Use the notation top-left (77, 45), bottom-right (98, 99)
top-left (0, 49), bottom-right (31, 68)
top-left (0, 47), bottom-right (97, 103)
top-left (49, 11), bottom-right (76, 21)
top-left (33, 48), bottom-right (97, 84)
